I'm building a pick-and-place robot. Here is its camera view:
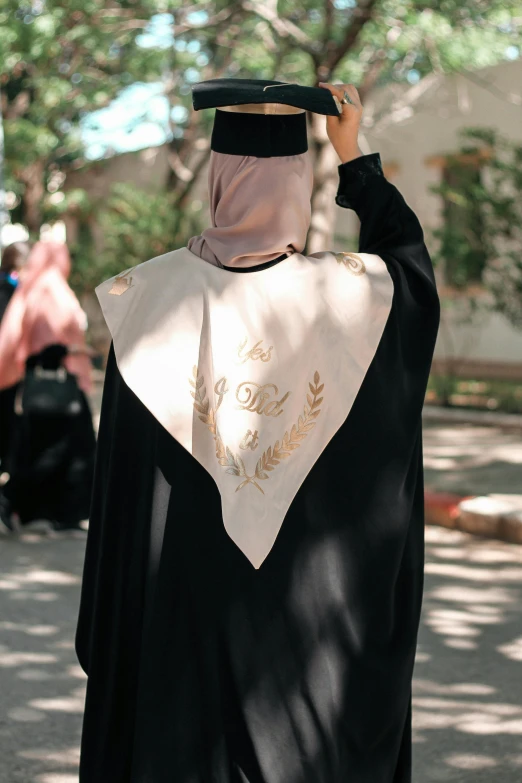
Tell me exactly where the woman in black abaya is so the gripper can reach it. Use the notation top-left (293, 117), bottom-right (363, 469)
top-left (77, 81), bottom-right (439, 783)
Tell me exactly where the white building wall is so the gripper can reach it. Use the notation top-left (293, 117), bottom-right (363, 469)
top-left (334, 59), bottom-right (522, 370)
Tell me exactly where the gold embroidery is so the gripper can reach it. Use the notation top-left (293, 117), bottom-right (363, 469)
top-left (108, 268), bottom-right (135, 295)
top-left (236, 382), bottom-right (290, 417)
top-left (335, 252), bottom-right (366, 276)
top-left (237, 338), bottom-right (273, 365)
top-left (189, 368), bottom-right (324, 495)
top-left (189, 367), bottom-right (259, 491)
top-left (247, 371), bottom-right (323, 492)
top-left (239, 429), bottom-right (259, 451)
top-left (214, 377), bottom-right (228, 411)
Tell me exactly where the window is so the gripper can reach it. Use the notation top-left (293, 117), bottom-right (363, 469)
top-left (430, 152), bottom-right (489, 289)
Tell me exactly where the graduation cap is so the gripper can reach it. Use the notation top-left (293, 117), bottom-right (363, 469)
top-left (192, 78), bottom-right (342, 158)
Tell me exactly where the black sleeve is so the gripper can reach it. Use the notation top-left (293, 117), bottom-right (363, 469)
top-left (336, 152), bottom-right (439, 306)
top-left (336, 152), bottom-right (440, 397)
top-left (75, 345), bottom-right (153, 676)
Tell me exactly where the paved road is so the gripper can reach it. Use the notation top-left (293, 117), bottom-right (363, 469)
top-left (1, 481), bottom-right (522, 782)
top-left (0, 530), bottom-right (86, 783)
top-left (423, 421), bottom-right (522, 496)
top-left (415, 525), bottom-right (522, 781)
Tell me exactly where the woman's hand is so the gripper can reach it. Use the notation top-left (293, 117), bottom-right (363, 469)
top-left (318, 83), bottom-right (363, 164)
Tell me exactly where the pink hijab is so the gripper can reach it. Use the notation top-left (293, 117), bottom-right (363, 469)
top-left (188, 150), bottom-right (314, 268)
top-left (0, 242), bottom-right (92, 393)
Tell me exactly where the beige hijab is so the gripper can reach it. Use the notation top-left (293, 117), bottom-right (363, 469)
top-left (188, 149), bottom-right (314, 268)
top-left (0, 242), bottom-right (92, 393)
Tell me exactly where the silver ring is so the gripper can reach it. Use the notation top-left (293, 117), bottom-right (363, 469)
top-left (341, 91), bottom-right (355, 106)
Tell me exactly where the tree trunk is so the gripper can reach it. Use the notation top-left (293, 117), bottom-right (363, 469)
top-left (21, 160), bottom-right (45, 234)
top-left (306, 111), bottom-right (339, 254)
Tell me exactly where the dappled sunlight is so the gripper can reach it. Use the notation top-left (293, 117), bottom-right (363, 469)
top-left (10, 591), bottom-right (60, 602)
top-left (444, 638), bottom-right (477, 650)
top-left (66, 663), bottom-right (87, 679)
top-left (30, 690), bottom-right (86, 714)
top-left (19, 746), bottom-right (79, 765)
top-left (414, 647), bottom-right (432, 663)
top-left (16, 530), bottom-right (88, 545)
top-left (0, 535), bottom-right (87, 782)
top-left (0, 648), bottom-right (58, 667)
top-left (430, 545), bottom-right (522, 563)
top-left (50, 639), bottom-right (76, 651)
top-left (423, 423), bottom-right (522, 495)
top-left (0, 622), bottom-right (59, 636)
top-left (414, 525), bottom-right (522, 780)
top-left (429, 584), bottom-right (516, 604)
top-left (498, 636), bottom-right (522, 662)
top-left (17, 669), bottom-right (57, 681)
top-left (445, 752), bottom-right (497, 769)
top-left (11, 570), bottom-right (80, 586)
top-left (414, 680), bottom-right (495, 696)
top-left (425, 563), bottom-right (522, 582)
top-left (8, 706), bottom-right (47, 723)
top-left (1, 491), bottom-right (521, 781)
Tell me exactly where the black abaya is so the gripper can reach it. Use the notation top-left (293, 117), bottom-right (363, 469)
top-left (76, 153), bottom-right (440, 783)
top-left (4, 345), bottom-right (95, 527)
top-left (0, 278), bottom-right (17, 470)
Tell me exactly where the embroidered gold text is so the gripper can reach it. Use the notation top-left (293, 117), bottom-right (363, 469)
top-left (214, 377), bottom-right (228, 411)
top-left (235, 382), bottom-right (290, 417)
top-left (237, 338), bottom-right (273, 365)
top-left (189, 368), bottom-right (324, 495)
top-left (239, 429), bottom-right (259, 451)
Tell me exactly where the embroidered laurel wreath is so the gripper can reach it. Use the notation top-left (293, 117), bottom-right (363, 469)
top-left (189, 367), bottom-right (324, 494)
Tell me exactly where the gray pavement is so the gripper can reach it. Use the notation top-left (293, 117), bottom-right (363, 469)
top-left (415, 525), bottom-right (522, 781)
top-left (0, 423), bottom-right (521, 782)
top-left (423, 421), bottom-right (522, 497)
top-left (0, 530), bottom-right (86, 783)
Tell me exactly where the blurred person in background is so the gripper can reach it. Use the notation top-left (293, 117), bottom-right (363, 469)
top-left (0, 241), bottom-right (95, 533)
top-left (77, 80), bottom-right (439, 783)
top-left (0, 240), bottom-right (31, 322)
top-left (0, 241), bottom-right (32, 479)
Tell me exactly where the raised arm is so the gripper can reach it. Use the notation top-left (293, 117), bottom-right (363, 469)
top-left (336, 153), bottom-right (437, 293)
top-left (320, 81), bottom-right (438, 301)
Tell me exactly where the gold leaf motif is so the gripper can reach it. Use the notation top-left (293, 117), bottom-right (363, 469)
top-left (190, 368), bottom-right (325, 495)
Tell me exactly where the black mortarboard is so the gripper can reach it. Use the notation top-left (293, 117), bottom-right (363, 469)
top-left (192, 78), bottom-right (341, 158)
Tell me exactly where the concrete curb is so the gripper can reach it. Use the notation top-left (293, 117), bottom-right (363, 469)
top-left (425, 491), bottom-right (522, 544)
top-left (423, 405), bottom-right (522, 431)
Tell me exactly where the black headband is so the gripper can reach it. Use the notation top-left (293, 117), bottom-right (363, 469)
top-left (210, 109), bottom-right (308, 158)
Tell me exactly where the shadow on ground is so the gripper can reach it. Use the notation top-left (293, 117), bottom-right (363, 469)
top-left (1, 524), bottom-right (522, 781)
top-left (423, 423), bottom-right (522, 496)
top-left (0, 532), bottom-right (87, 783)
top-left (414, 526), bottom-right (522, 782)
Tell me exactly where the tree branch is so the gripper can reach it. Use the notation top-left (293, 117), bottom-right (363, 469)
top-left (173, 142), bottom-right (211, 209)
top-left (172, 5), bottom-right (240, 36)
top-left (459, 68), bottom-right (522, 108)
top-left (167, 148), bottom-right (194, 183)
top-left (242, 0), bottom-right (316, 55)
top-left (357, 53), bottom-right (387, 102)
top-left (316, 0), bottom-right (380, 82)
top-left (369, 72), bottom-right (443, 133)
top-left (323, 0), bottom-right (334, 47)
